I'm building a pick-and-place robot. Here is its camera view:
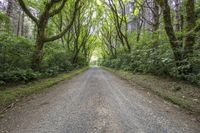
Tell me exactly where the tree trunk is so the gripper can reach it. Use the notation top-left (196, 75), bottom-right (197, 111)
top-left (17, 12), bottom-right (21, 36)
top-left (174, 0), bottom-right (181, 32)
top-left (152, 0), bottom-right (160, 48)
top-left (21, 12), bottom-right (25, 36)
top-left (18, 0), bottom-right (81, 71)
top-left (6, 0), bottom-right (14, 17)
top-left (157, 0), bottom-right (182, 65)
top-left (72, 51), bottom-right (79, 64)
top-left (180, 0), bottom-right (196, 74)
top-left (184, 0), bottom-right (196, 56)
top-left (7, 0), bottom-right (17, 33)
top-left (136, 19), bottom-right (143, 42)
top-left (31, 28), bottom-right (45, 71)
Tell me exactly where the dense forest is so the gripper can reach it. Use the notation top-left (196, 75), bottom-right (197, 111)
top-left (0, 0), bottom-right (200, 86)
top-left (99, 0), bottom-right (200, 86)
top-left (0, 0), bottom-right (97, 85)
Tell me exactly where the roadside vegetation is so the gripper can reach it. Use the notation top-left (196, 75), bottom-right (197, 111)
top-left (0, 0), bottom-right (97, 109)
top-left (98, 0), bottom-right (200, 112)
top-left (0, 0), bottom-right (98, 85)
top-left (99, 0), bottom-right (200, 86)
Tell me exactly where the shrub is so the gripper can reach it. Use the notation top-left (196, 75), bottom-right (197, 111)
top-left (100, 37), bottom-right (200, 85)
top-left (0, 32), bottom-right (34, 71)
top-left (0, 69), bottom-right (41, 83)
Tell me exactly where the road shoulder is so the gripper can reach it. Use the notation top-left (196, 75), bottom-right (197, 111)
top-left (0, 67), bottom-right (89, 114)
top-left (103, 67), bottom-right (200, 118)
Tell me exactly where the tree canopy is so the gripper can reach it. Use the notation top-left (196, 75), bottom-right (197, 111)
top-left (0, 0), bottom-right (200, 85)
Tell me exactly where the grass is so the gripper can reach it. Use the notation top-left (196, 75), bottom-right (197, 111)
top-left (104, 67), bottom-right (200, 115)
top-left (0, 67), bottom-right (89, 109)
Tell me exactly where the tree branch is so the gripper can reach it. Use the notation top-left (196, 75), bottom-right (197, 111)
top-left (44, 0), bottom-right (81, 42)
top-left (18, 0), bottom-right (38, 25)
top-left (49, 0), bottom-right (68, 17)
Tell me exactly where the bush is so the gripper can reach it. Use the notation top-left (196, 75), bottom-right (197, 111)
top-left (42, 44), bottom-right (75, 72)
top-left (101, 44), bottom-right (175, 75)
top-left (0, 32), bottom-right (34, 71)
top-left (0, 33), bottom-right (88, 85)
top-left (100, 36), bottom-right (200, 85)
top-left (43, 66), bottom-right (60, 77)
top-left (0, 69), bottom-right (41, 83)
top-left (0, 12), bottom-right (10, 32)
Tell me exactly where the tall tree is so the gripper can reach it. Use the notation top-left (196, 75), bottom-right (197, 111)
top-left (18, 0), bottom-right (81, 71)
top-left (156, 0), bottom-right (182, 65)
top-left (156, 0), bottom-right (199, 74)
top-left (184, 0), bottom-right (196, 56)
top-left (105, 0), bottom-right (131, 52)
top-left (6, 0), bottom-right (15, 17)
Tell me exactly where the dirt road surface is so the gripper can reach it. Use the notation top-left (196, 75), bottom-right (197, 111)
top-left (0, 67), bottom-right (200, 133)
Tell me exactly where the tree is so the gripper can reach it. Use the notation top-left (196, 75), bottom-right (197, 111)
top-left (184, 0), bottom-right (196, 56)
top-left (104, 0), bottom-right (131, 52)
top-left (6, 0), bottom-right (15, 17)
top-left (155, 0), bottom-right (198, 73)
top-left (71, 2), bottom-right (96, 64)
top-left (18, 0), bottom-right (81, 71)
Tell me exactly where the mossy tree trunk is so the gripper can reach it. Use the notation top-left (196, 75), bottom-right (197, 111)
top-left (156, 0), bottom-right (198, 75)
top-left (184, 0), bottom-right (196, 56)
top-left (157, 0), bottom-right (182, 64)
top-left (152, 0), bottom-right (160, 48)
top-left (18, 0), bottom-right (81, 71)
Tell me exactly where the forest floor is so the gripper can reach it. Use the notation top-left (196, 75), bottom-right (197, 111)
top-left (0, 67), bottom-right (200, 133)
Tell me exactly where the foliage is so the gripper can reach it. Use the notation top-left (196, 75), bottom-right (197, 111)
top-left (100, 32), bottom-right (200, 85)
top-left (1, 0), bottom-right (200, 87)
top-left (99, 0), bottom-right (200, 86)
top-left (0, 0), bottom-right (96, 85)
top-left (0, 32), bottom-right (34, 71)
top-left (0, 69), bottom-right (41, 83)
top-left (0, 11), bottom-right (10, 32)
top-left (0, 32), bottom-right (88, 84)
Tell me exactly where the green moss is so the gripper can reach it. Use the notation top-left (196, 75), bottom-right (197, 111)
top-left (0, 67), bottom-right (89, 107)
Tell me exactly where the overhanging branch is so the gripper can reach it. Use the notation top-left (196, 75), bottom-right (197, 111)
top-left (49, 0), bottom-right (68, 17)
top-left (44, 0), bottom-right (81, 42)
top-left (18, 0), bottom-right (38, 25)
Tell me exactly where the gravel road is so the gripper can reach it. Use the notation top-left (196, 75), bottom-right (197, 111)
top-left (0, 67), bottom-right (200, 133)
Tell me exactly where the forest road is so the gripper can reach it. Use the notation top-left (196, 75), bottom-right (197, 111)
top-left (0, 67), bottom-right (200, 133)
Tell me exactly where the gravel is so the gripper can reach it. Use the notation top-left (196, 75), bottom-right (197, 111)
top-left (0, 67), bottom-right (200, 133)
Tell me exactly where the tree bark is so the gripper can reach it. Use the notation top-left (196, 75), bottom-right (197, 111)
top-left (156, 0), bottom-right (182, 65)
top-left (31, 27), bottom-right (45, 71)
top-left (107, 0), bottom-right (131, 52)
top-left (174, 0), bottom-right (182, 32)
top-left (17, 13), bottom-right (20, 36)
top-left (6, 0), bottom-right (14, 17)
top-left (21, 12), bottom-right (25, 36)
top-left (184, 0), bottom-right (196, 56)
top-left (152, 0), bottom-right (160, 48)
